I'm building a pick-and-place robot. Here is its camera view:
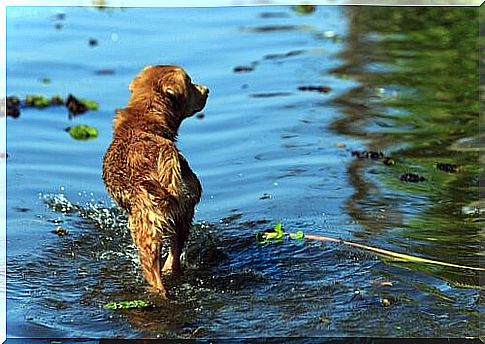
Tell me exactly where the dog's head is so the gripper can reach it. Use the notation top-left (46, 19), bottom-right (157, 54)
top-left (128, 65), bottom-right (209, 118)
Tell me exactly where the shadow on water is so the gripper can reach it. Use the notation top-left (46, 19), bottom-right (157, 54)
top-left (329, 7), bottom-right (482, 289)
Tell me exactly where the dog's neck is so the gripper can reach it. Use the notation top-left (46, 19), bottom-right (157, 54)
top-left (143, 118), bottom-right (179, 141)
top-left (126, 94), bottom-right (183, 141)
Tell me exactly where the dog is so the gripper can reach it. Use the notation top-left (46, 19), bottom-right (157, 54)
top-left (102, 65), bottom-right (209, 298)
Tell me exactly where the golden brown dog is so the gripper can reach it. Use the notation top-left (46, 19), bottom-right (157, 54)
top-left (102, 65), bottom-right (209, 298)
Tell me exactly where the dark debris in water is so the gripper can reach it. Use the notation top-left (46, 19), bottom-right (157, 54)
top-left (243, 24), bottom-right (309, 33)
top-left (233, 65), bottom-right (255, 73)
top-left (399, 173), bottom-right (426, 183)
top-left (383, 157), bottom-right (395, 166)
top-left (38, 77), bottom-right (52, 84)
top-left (66, 94), bottom-right (89, 117)
top-left (436, 162), bottom-right (459, 173)
top-left (95, 69), bottom-right (115, 76)
top-left (54, 12), bottom-right (66, 21)
top-left (250, 92), bottom-right (293, 98)
top-left (264, 50), bottom-right (305, 60)
top-left (351, 150), bottom-right (397, 167)
top-left (52, 226), bottom-right (69, 236)
top-left (259, 12), bottom-right (290, 19)
top-left (233, 61), bottom-right (258, 74)
top-left (298, 85), bottom-right (332, 93)
top-left (50, 95), bottom-right (65, 105)
top-left (351, 150), bottom-right (384, 160)
top-left (13, 206), bottom-right (31, 212)
top-left (88, 38), bottom-right (98, 47)
top-left (6, 96), bottom-right (20, 118)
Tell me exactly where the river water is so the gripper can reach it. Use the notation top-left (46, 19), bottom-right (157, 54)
top-left (6, 6), bottom-right (482, 339)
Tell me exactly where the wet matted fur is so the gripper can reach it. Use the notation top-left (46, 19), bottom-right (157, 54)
top-left (102, 65), bottom-right (209, 298)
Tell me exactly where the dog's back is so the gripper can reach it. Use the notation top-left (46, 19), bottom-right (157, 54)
top-left (103, 113), bottom-right (202, 219)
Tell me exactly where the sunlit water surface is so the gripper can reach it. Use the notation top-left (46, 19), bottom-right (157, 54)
top-left (6, 6), bottom-right (482, 338)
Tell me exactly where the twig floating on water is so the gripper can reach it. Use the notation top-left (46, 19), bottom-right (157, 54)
top-left (256, 222), bottom-right (485, 272)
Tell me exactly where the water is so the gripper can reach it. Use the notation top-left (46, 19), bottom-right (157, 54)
top-left (6, 6), bottom-right (481, 339)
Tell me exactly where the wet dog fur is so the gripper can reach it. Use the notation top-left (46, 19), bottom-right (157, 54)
top-left (102, 65), bottom-right (209, 298)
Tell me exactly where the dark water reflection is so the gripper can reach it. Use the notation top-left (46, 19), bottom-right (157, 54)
top-left (330, 7), bottom-right (482, 288)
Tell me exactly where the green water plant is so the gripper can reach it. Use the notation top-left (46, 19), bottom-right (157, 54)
top-left (67, 125), bottom-right (99, 140)
top-left (256, 222), bottom-right (304, 244)
top-left (104, 299), bottom-right (150, 310)
top-left (292, 4), bottom-right (316, 15)
top-left (79, 98), bottom-right (99, 111)
top-left (25, 95), bottom-right (51, 108)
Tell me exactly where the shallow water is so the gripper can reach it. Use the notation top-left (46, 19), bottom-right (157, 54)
top-left (6, 6), bottom-right (482, 338)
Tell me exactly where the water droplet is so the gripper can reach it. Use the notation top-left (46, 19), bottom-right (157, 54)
top-left (111, 33), bottom-right (119, 42)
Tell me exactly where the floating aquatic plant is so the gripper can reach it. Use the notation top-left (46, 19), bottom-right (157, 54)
top-left (67, 125), bottom-right (99, 140)
top-left (104, 299), bottom-right (150, 310)
top-left (292, 4), bottom-right (316, 15)
top-left (79, 98), bottom-right (99, 111)
top-left (25, 95), bottom-right (51, 108)
top-left (256, 222), bottom-right (304, 244)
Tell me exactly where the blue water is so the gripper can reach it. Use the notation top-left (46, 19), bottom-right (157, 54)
top-left (6, 6), bottom-right (481, 339)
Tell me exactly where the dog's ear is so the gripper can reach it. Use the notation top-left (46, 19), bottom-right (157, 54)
top-left (163, 86), bottom-right (183, 111)
top-left (162, 86), bottom-right (181, 110)
top-left (129, 65), bottom-right (154, 92)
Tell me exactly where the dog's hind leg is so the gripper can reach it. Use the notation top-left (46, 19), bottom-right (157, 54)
top-left (129, 211), bottom-right (167, 298)
top-left (162, 220), bottom-right (189, 274)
